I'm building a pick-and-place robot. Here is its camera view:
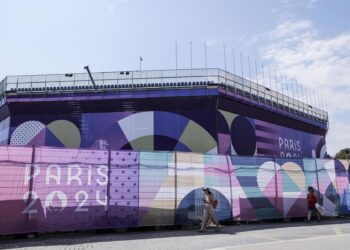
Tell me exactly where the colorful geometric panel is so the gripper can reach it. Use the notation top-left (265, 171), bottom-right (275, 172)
top-left (179, 120), bottom-right (217, 154)
top-left (10, 121), bottom-right (45, 145)
top-left (47, 120), bottom-right (81, 148)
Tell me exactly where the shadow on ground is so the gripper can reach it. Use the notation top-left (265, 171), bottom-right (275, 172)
top-left (0, 218), bottom-right (349, 249)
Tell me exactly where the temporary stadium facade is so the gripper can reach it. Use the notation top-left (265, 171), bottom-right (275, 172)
top-left (0, 68), bottom-right (344, 236)
top-left (0, 68), bottom-right (328, 158)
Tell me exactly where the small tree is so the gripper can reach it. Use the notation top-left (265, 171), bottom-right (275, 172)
top-left (334, 148), bottom-right (350, 159)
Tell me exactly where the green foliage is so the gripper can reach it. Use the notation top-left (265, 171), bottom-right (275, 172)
top-left (334, 148), bottom-right (350, 159)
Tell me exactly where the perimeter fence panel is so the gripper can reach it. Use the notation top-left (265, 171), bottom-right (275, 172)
top-left (274, 158), bottom-right (306, 218)
top-left (138, 151), bottom-right (175, 226)
top-left (32, 147), bottom-right (109, 232)
top-left (1, 144), bottom-right (349, 235)
top-left (202, 154), bottom-right (232, 222)
top-left (315, 159), bottom-right (338, 216)
top-left (108, 150), bottom-right (140, 228)
top-left (175, 152), bottom-right (205, 225)
top-left (229, 156), bottom-right (280, 221)
top-left (303, 158), bottom-right (319, 215)
top-left (334, 159), bottom-right (350, 215)
top-left (173, 153), bottom-right (232, 224)
top-left (0, 146), bottom-right (33, 235)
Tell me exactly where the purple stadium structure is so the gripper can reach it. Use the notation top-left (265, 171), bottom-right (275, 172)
top-left (0, 68), bottom-right (344, 236)
top-left (0, 68), bottom-right (328, 158)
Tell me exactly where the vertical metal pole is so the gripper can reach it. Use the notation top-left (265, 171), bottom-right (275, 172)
top-left (322, 92), bottom-right (327, 120)
top-left (139, 57), bottom-right (141, 73)
top-left (204, 42), bottom-right (208, 77)
top-left (295, 80), bottom-right (300, 113)
top-left (320, 91), bottom-right (325, 113)
top-left (268, 66), bottom-right (272, 90)
top-left (285, 76), bottom-right (290, 112)
top-left (240, 52), bottom-right (244, 79)
top-left (225, 155), bottom-right (234, 220)
top-left (232, 48), bottom-right (237, 94)
top-left (106, 148), bottom-right (112, 217)
top-left (175, 41), bottom-right (178, 74)
top-left (174, 152), bottom-right (178, 210)
top-left (303, 83), bottom-right (308, 106)
top-left (223, 44), bottom-right (227, 91)
top-left (274, 68), bottom-right (279, 109)
top-left (248, 56), bottom-right (252, 99)
top-left (262, 64), bottom-right (266, 103)
top-left (290, 79), bottom-right (295, 113)
top-left (308, 86), bottom-right (313, 118)
top-left (268, 66), bottom-right (272, 102)
top-left (190, 41), bottom-right (193, 71)
top-left (318, 90), bottom-right (322, 119)
top-left (240, 52), bottom-right (245, 99)
top-left (232, 48), bottom-right (236, 76)
top-left (314, 159), bottom-right (320, 198)
top-left (274, 68), bottom-right (278, 92)
top-left (223, 44), bottom-right (227, 73)
top-left (299, 81), bottom-right (304, 114)
top-left (255, 59), bottom-right (258, 84)
top-left (280, 73), bottom-right (285, 110)
top-left (273, 157), bottom-right (279, 212)
top-left (25, 145), bottom-right (36, 223)
top-left (261, 64), bottom-right (265, 86)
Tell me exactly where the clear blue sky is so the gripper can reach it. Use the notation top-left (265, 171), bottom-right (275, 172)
top-left (0, 0), bottom-right (349, 155)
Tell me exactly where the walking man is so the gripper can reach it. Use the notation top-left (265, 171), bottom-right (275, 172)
top-left (307, 186), bottom-right (321, 223)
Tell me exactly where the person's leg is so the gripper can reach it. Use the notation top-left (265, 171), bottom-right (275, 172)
top-left (307, 210), bottom-right (312, 222)
top-left (199, 207), bottom-right (209, 231)
top-left (209, 207), bottom-right (220, 229)
top-left (316, 209), bottom-right (321, 222)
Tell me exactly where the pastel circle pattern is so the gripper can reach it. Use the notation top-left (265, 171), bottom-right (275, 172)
top-left (10, 121), bottom-right (46, 145)
top-left (10, 120), bottom-right (81, 148)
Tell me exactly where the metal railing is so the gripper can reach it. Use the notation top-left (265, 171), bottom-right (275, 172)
top-left (0, 68), bottom-right (328, 125)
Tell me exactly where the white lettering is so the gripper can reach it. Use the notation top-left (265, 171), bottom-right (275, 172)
top-left (74, 191), bottom-right (88, 212)
top-left (278, 137), bottom-right (283, 148)
top-left (96, 191), bottom-right (108, 210)
top-left (24, 164), bottom-right (40, 185)
top-left (46, 164), bottom-right (61, 185)
top-left (45, 191), bottom-right (67, 212)
top-left (97, 165), bottom-right (108, 186)
top-left (87, 165), bottom-right (92, 186)
top-left (67, 164), bottom-right (82, 185)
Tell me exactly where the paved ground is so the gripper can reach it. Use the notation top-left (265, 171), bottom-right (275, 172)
top-left (1, 219), bottom-right (350, 250)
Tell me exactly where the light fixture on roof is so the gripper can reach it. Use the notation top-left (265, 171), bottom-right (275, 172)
top-left (83, 65), bottom-right (97, 89)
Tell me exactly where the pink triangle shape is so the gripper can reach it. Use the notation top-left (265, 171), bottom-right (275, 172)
top-left (28, 129), bottom-right (46, 146)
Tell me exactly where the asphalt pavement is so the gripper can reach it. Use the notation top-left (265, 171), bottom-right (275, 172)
top-left (1, 219), bottom-right (350, 250)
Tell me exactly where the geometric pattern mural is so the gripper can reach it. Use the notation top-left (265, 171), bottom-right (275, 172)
top-left (8, 110), bottom-right (326, 158)
top-left (0, 145), bottom-right (346, 236)
top-left (10, 120), bottom-right (81, 148)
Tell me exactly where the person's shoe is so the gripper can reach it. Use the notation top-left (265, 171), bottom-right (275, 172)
top-left (198, 229), bottom-right (204, 233)
top-left (317, 220), bottom-right (321, 223)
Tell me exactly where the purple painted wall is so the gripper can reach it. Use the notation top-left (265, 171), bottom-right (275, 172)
top-left (4, 92), bottom-right (327, 158)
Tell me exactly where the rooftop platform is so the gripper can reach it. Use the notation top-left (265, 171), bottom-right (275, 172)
top-left (0, 68), bottom-right (328, 129)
